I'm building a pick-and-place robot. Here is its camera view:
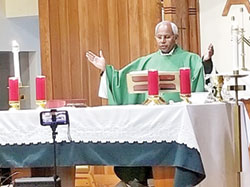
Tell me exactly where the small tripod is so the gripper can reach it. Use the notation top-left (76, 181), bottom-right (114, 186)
top-left (50, 110), bottom-right (60, 187)
top-left (40, 109), bottom-right (69, 187)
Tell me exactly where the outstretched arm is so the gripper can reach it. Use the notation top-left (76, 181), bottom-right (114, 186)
top-left (86, 50), bottom-right (108, 99)
top-left (86, 50), bottom-right (106, 71)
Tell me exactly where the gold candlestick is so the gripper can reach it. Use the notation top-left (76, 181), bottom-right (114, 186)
top-left (224, 71), bottom-right (248, 187)
top-left (180, 93), bottom-right (192, 104)
top-left (143, 95), bottom-right (166, 105)
top-left (36, 100), bottom-right (46, 109)
top-left (9, 101), bottom-right (20, 110)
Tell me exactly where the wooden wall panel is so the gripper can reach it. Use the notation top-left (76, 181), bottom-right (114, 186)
top-left (163, 0), bottom-right (189, 51)
top-left (49, 0), bottom-right (63, 99)
top-left (81, 0), bottom-right (101, 106)
top-left (78, 0), bottom-right (91, 105)
top-left (59, 0), bottom-right (72, 99)
top-left (107, 0), bottom-right (120, 69)
top-left (163, 0), bottom-right (176, 26)
top-left (128, 0), bottom-right (140, 61)
top-left (179, 1), bottom-right (190, 51)
top-left (139, 0), bottom-right (150, 55)
top-left (188, 0), bottom-right (200, 54)
top-left (196, 0), bottom-right (201, 55)
top-left (39, 0), bottom-right (161, 106)
top-left (163, 0), bottom-right (200, 54)
top-left (97, 0), bottom-right (110, 66)
top-left (68, 0), bottom-right (83, 99)
top-left (38, 0), bottom-right (53, 100)
top-left (97, 0), bottom-right (110, 106)
top-left (117, 0), bottom-right (130, 68)
top-left (150, 0), bottom-right (162, 52)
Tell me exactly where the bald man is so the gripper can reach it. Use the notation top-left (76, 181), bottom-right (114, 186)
top-left (86, 21), bottom-right (205, 186)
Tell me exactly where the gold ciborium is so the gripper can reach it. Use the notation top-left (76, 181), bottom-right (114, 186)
top-left (211, 75), bottom-right (224, 102)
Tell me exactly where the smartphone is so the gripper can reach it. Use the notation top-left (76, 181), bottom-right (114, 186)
top-left (40, 110), bottom-right (69, 126)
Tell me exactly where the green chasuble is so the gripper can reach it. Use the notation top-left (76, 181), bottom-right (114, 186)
top-left (105, 46), bottom-right (205, 105)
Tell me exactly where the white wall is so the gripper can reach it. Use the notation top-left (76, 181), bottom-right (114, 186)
top-left (0, 0), bottom-right (41, 109)
top-left (200, 0), bottom-right (250, 73)
top-left (0, 0), bottom-right (41, 74)
top-left (0, 2), bottom-right (40, 53)
top-left (5, 0), bottom-right (38, 18)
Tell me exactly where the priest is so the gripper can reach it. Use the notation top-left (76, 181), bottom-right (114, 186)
top-left (86, 20), bottom-right (205, 186)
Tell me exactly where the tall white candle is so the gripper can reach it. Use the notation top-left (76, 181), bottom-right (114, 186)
top-left (231, 17), bottom-right (239, 71)
top-left (12, 40), bottom-right (21, 84)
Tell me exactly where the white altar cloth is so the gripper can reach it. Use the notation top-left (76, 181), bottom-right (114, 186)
top-left (0, 105), bottom-right (199, 151)
top-left (0, 95), bottom-right (250, 187)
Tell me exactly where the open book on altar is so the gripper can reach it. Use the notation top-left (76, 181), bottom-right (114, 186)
top-left (126, 70), bottom-right (180, 94)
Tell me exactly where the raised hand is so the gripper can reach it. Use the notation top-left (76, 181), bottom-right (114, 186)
top-left (86, 50), bottom-right (106, 71)
top-left (203, 44), bottom-right (214, 61)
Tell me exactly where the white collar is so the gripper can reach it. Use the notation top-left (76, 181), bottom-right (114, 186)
top-left (160, 46), bottom-right (176, 56)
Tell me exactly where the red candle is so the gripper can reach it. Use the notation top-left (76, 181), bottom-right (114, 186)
top-left (148, 70), bottom-right (159, 95)
top-left (8, 77), bottom-right (19, 101)
top-left (180, 68), bottom-right (191, 95)
top-left (36, 76), bottom-right (46, 100)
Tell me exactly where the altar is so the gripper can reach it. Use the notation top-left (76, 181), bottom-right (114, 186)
top-left (0, 96), bottom-right (250, 187)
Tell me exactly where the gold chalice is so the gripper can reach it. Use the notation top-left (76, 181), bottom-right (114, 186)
top-left (211, 75), bottom-right (224, 102)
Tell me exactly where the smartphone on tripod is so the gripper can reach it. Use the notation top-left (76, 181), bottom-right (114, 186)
top-left (40, 110), bottom-right (69, 126)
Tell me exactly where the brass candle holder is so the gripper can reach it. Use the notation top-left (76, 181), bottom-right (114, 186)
top-left (9, 101), bottom-right (20, 110)
top-left (180, 93), bottom-right (192, 104)
top-left (8, 82), bottom-right (29, 110)
top-left (143, 95), bottom-right (166, 105)
top-left (36, 100), bottom-right (47, 109)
